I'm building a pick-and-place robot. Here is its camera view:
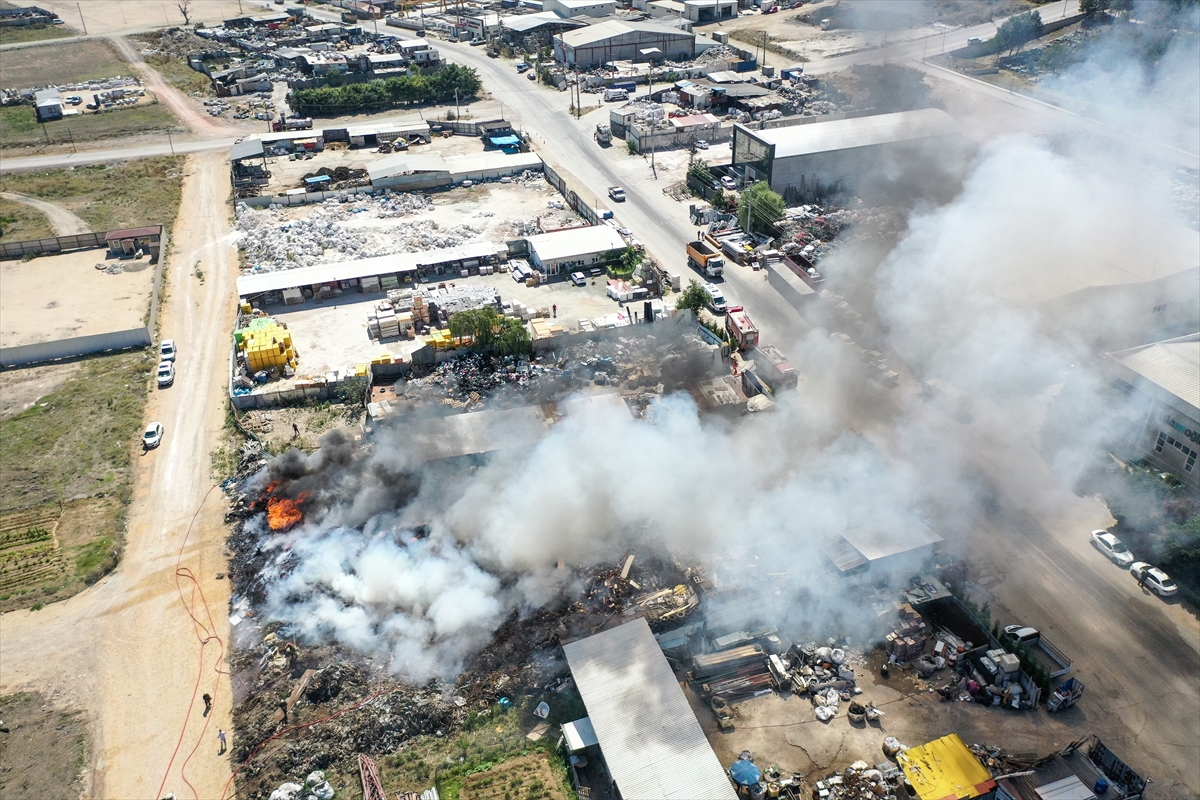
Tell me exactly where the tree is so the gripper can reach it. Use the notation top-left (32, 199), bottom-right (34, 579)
top-left (676, 280), bottom-right (709, 313)
top-left (996, 10), bottom-right (1043, 56)
top-left (177, 0), bottom-right (192, 25)
top-left (447, 308), bottom-right (529, 355)
top-left (737, 181), bottom-right (785, 235)
top-left (495, 317), bottom-right (531, 356)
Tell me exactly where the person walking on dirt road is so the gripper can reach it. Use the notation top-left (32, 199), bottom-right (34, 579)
top-left (217, 729), bottom-right (227, 755)
top-left (202, 693), bottom-right (212, 716)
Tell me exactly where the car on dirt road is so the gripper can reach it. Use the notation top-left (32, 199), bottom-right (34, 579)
top-left (694, 140), bottom-right (709, 150)
top-left (160, 339), bottom-right (177, 362)
top-left (570, 271), bottom-right (587, 286)
top-left (1090, 530), bottom-right (1134, 566)
top-left (143, 422), bottom-right (164, 449)
top-left (156, 361), bottom-right (175, 388)
top-left (1130, 562), bottom-right (1178, 596)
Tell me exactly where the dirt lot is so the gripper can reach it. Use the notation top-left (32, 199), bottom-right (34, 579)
top-left (0, 156), bottom-right (184, 237)
top-left (0, 691), bottom-right (89, 800)
top-left (0, 361), bottom-right (80, 419)
top-left (0, 38), bottom-right (130, 90)
top-left (0, 247), bottom-right (156, 347)
top-left (29, 0), bottom-right (249, 36)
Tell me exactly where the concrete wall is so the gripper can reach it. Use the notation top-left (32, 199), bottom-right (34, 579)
top-left (1, 231), bottom-right (108, 260)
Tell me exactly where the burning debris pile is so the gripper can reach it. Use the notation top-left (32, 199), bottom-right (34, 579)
top-left (779, 204), bottom-right (906, 265)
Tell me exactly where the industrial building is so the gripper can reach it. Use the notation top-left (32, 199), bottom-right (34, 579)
top-left (554, 20), bottom-right (696, 67)
top-left (34, 89), bottom-right (62, 122)
top-left (633, 0), bottom-right (736, 22)
top-left (562, 619), bottom-right (739, 800)
top-left (824, 516), bottom-right (943, 576)
top-left (368, 151), bottom-right (542, 190)
top-left (1106, 334), bottom-right (1200, 490)
top-left (731, 109), bottom-right (965, 199)
top-left (545, 0), bottom-right (617, 17)
top-left (499, 10), bottom-right (589, 40)
top-left (525, 225), bottom-right (627, 274)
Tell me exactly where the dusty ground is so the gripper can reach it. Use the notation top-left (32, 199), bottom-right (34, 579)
top-left (0, 192), bottom-right (91, 235)
top-left (0, 246), bottom-right (155, 348)
top-left (0, 691), bottom-right (89, 800)
top-left (0, 149), bottom-right (236, 798)
top-left (24, 0), bottom-right (252, 37)
top-left (0, 38), bottom-right (129, 90)
top-left (0, 362), bottom-right (80, 419)
top-left (107, 34), bottom-right (232, 138)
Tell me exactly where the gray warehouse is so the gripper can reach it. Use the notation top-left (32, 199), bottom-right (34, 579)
top-left (554, 20), bottom-right (695, 68)
top-left (731, 108), bottom-right (966, 201)
top-left (1106, 333), bottom-right (1200, 491)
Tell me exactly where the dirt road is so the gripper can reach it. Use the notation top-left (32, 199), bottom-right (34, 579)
top-left (107, 35), bottom-right (231, 137)
top-left (0, 150), bottom-right (237, 799)
top-left (0, 191), bottom-right (90, 235)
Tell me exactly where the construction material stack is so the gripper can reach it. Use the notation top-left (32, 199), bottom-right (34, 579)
top-left (235, 317), bottom-right (295, 372)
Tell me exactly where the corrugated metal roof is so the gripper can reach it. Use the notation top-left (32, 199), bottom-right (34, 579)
top-left (560, 19), bottom-right (692, 47)
top-left (562, 717), bottom-right (598, 752)
top-left (105, 226), bottom-right (162, 240)
top-left (236, 242), bottom-right (503, 296)
top-left (527, 225), bottom-right (626, 262)
top-left (231, 138), bottom-right (265, 161)
top-left (563, 619), bottom-right (738, 800)
top-left (745, 108), bottom-right (960, 159)
top-left (368, 153), bottom-right (449, 181)
top-left (898, 734), bottom-right (995, 800)
top-left (997, 750), bottom-right (1108, 800)
top-left (1034, 776), bottom-right (1096, 800)
top-left (1109, 334), bottom-right (1200, 414)
top-left (841, 517), bottom-right (943, 563)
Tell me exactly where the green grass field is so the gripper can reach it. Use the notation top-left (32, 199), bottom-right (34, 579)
top-left (0, 102), bottom-right (182, 150)
top-left (0, 198), bottom-right (55, 241)
top-left (0, 39), bottom-right (128, 90)
top-left (0, 23), bottom-right (71, 45)
top-left (0, 156), bottom-right (185, 236)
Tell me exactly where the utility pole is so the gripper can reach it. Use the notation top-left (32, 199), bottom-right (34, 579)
top-left (67, 126), bottom-right (76, 154)
top-left (166, 127), bottom-right (175, 155)
top-left (76, 2), bottom-right (87, 34)
top-left (454, 88), bottom-right (460, 120)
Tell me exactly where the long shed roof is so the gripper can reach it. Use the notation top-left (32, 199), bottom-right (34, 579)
top-left (744, 108), bottom-right (960, 159)
top-left (526, 225), bottom-right (626, 262)
top-left (563, 619), bottom-right (738, 800)
top-left (1108, 333), bottom-right (1200, 416)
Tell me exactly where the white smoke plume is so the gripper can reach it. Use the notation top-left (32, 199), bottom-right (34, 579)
top-left (249, 7), bottom-right (1198, 682)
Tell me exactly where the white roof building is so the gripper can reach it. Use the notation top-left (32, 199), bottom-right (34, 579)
top-left (563, 619), bottom-right (739, 800)
top-left (526, 225), bottom-right (627, 274)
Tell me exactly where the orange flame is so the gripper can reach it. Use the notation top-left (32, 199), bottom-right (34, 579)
top-left (266, 493), bottom-right (307, 531)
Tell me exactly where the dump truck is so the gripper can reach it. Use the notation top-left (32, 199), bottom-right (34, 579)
top-left (594, 123), bottom-right (612, 144)
top-left (750, 344), bottom-right (797, 391)
top-left (1003, 625), bottom-right (1072, 679)
top-left (725, 306), bottom-right (759, 351)
top-left (687, 240), bottom-right (725, 278)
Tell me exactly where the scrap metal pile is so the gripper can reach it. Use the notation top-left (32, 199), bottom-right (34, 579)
top-left (811, 760), bottom-right (909, 800)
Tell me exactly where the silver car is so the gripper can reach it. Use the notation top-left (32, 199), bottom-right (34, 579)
top-left (1089, 530), bottom-right (1134, 566)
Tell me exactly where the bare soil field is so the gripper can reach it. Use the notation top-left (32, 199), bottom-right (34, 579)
top-left (0, 156), bottom-right (184, 236)
top-left (33, 0), bottom-right (250, 36)
top-left (0, 691), bottom-right (89, 800)
top-left (0, 247), bottom-right (156, 347)
top-left (0, 38), bottom-right (129, 90)
top-left (0, 361), bottom-right (80, 419)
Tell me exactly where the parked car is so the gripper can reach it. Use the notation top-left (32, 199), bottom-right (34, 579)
top-left (65, 95), bottom-right (83, 106)
top-left (721, 175), bottom-right (738, 191)
top-left (160, 339), bottom-right (177, 362)
top-left (156, 361), bottom-right (175, 388)
top-left (570, 271), bottom-right (587, 286)
top-left (694, 140), bottom-right (709, 150)
top-left (1130, 562), bottom-right (1178, 596)
top-left (1090, 530), bottom-right (1135, 566)
top-left (516, 62), bottom-right (530, 72)
top-left (607, 186), bottom-right (626, 202)
top-left (527, 71), bottom-right (537, 81)
top-left (143, 422), bottom-right (164, 449)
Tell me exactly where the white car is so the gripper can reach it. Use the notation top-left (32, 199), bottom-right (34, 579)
top-left (695, 140), bottom-right (709, 150)
top-left (1090, 530), bottom-right (1134, 566)
top-left (156, 361), bottom-right (175, 387)
top-left (607, 186), bottom-right (626, 202)
top-left (721, 175), bottom-right (738, 191)
top-left (1130, 562), bottom-right (1177, 596)
top-left (570, 271), bottom-right (587, 286)
top-left (142, 422), bottom-right (164, 449)
top-left (160, 339), bottom-right (177, 362)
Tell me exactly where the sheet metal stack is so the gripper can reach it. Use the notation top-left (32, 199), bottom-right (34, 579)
top-left (692, 645), bottom-right (773, 701)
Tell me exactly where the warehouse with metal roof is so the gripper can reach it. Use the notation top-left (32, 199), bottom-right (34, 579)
top-left (562, 619), bottom-right (738, 800)
top-left (1106, 333), bottom-right (1200, 490)
top-left (554, 19), bottom-right (696, 67)
top-left (731, 109), bottom-right (966, 200)
top-left (824, 516), bottom-right (943, 576)
top-left (525, 225), bottom-right (627, 274)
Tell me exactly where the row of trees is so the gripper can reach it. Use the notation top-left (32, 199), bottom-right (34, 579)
top-left (447, 307), bottom-right (530, 356)
top-left (995, 10), bottom-right (1044, 56)
top-left (287, 64), bottom-right (482, 117)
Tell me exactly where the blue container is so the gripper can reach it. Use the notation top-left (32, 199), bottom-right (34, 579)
top-left (1094, 778), bottom-right (1109, 795)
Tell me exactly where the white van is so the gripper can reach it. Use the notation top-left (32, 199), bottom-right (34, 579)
top-left (704, 284), bottom-right (727, 313)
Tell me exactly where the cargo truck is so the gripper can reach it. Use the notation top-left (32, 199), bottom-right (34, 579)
top-left (1003, 625), bottom-right (1072, 679)
top-left (725, 307), bottom-right (759, 350)
top-left (594, 123), bottom-right (612, 145)
top-left (687, 240), bottom-right (725, 278)
top-left (750, 344), bottom-right (797, 391)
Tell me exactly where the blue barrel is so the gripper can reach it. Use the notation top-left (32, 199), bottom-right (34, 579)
top-left (1095, 778), bottom-right (1109, 795)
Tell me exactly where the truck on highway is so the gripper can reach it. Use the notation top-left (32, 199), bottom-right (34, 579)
top-left (687, 240), bottom-right (725, 278)
top-left (725, 307), bottom-right (759, 351)
top-left (750, 344), bottom-right (797, 391)
top-left (1003, 625), bottom-right (1072, 679)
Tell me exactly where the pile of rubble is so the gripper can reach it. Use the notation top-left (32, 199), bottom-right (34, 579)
top-left (235, 198), bottom-right (483, 272)
top-left (133, 27), bottom-right (215, 60)
top-left (811, 760), bottom-right (907, 800)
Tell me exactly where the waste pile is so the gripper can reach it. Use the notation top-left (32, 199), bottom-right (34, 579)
top-left (267, 771), bottom-right (335, 800)
top-left (689, 44), bottom-right (743, 66)
top-left (299, 166), bottom-right (370, 190)
top-left (235, 198), bottom-right (482, 272)
top-left (811, 760), bottom-right (908, 800)
top-left (883, 603), bottom-right (928, 663)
